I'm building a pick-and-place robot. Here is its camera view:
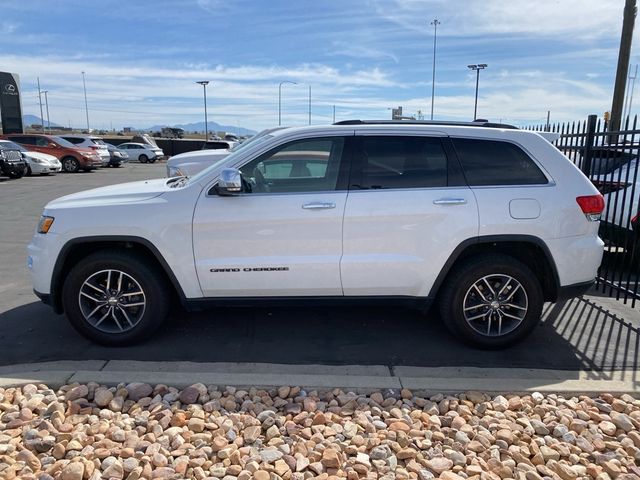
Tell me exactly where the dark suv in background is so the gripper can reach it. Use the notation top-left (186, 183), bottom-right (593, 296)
top-left (0, 142), bottom-right (27, 178)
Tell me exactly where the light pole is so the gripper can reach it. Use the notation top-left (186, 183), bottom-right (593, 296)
top-left (81, 71), bottom-right (90, 131)
top-left (333, 105), bottom-right (336, 123)
top-left (308, 85), bottom-right (311, 125)
top-left (42, 90), bottom-right (50, 133)
top-left (278, 80), bottom-right (297, 126)
top-left (467, 64), bottom-right (487, 120)
top-left (430, 18), bottom-right (440, 120)
top-left (196, 81), bottom-right (210, 139)
top-left (37, 77), bottom-right (44, 131)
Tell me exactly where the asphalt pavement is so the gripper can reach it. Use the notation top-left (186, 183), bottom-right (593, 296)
top-left (1, 162), bottom-right (638, 373)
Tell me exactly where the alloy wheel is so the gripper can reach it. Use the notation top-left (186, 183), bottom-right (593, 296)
top-left (78, 269), bottom-right (146, 333)
top-left (462, 274), bottom-right (528, 337)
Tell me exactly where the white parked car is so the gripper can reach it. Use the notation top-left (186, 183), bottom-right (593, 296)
top-left (166, 128), bottom-right (283, 177)
top-left (0, 139), bottom-right (61, 175)
top-left (117, 143), bottom-right (165, 163)
top-left (28, 120), bottom-right (604, 348)
top-left (60, 135), bottom-right (111, 167)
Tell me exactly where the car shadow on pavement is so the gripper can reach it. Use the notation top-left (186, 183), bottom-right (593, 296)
top-left (0, 297), bottom-right (637, 380)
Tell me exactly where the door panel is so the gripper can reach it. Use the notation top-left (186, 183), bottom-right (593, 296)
top-left (341, 188), bottom-right (477, 296)
top-left (192, 135), bottom-right (350, 297)
top-left (341, 135), bottom-right (479, 297)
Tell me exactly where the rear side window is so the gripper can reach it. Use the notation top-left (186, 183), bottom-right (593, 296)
top-left (63, 137), bottom-right (83, 145)
top-left (11, 136), bottom-right (35, 145)
top-left (452, 138), bottom-right (548, 186)
top-left (354, 136), bottom-right (447, 189)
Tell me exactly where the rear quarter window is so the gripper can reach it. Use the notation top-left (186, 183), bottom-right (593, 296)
top-left (452, 138), bottom-right (548, 186)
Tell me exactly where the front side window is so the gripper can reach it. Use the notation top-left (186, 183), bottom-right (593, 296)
top-left (353, 136), bottom-right (448, 189)
top-left (36, 137), bottom-right (49, 147)
top-left (239, 137), bottom-right (345, 193)
top-left (452, 138), bottom-right (548, 186)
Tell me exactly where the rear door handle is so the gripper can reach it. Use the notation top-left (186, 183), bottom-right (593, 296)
top-left (302, 202), bottom-right (336, 210)
top-left (433, 198), bottom-right (467, 206)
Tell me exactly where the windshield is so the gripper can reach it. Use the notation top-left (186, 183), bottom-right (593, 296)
top-left (188, 134), bottom-right (275, 184)
top-left (0, 140), bottom-right (26, 152)
top-left (51, 136), bottom-right (78, 148)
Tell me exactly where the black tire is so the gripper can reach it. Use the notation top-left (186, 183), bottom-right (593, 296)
top-left (8, 169), bottom-right (24, 179)
top-left (62, 250), bottom-right (170, 346)
top-left (62, 156), bottom-right (80, 173)
top-left (438, 254), bottom-right (544, 349)
top-left (149, 157), bottom-right (156, 164)
top-left (26, 166), bottom-right (32, 176)
top-left (139, 154), bottom-right (148, 163)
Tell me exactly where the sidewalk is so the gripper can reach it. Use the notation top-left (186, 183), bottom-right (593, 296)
top-left (1, 360), bottom-right (638, 395)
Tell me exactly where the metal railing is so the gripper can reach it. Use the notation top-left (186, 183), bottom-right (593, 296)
top-left (527, 115), bottom-right (640, 306)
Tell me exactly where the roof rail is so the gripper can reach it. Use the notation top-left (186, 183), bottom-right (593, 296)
top-left (333, 119), bottom-right (518, 130)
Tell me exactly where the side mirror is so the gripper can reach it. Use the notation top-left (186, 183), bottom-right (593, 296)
top-left (216, 168), bottom-right (243, 196)
top-left (49, 143), bottom-right (58, 148)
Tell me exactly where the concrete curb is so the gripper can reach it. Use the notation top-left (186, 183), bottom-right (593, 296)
top-left (0, 360), bottom-right (637, 395)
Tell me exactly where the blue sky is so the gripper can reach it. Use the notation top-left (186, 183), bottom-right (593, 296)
top-left (0, 0), bottom-right (633, 131)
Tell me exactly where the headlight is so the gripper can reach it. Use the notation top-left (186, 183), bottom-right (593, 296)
top-left (37, 216), bottom-right (55, 234)
top-left (113, 151), bottom-right (123, 158)
top-left (167, 166), bottom-right (185, 177)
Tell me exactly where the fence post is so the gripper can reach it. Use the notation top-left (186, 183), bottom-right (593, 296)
top-left (582, 114), bottom-right (598, 176)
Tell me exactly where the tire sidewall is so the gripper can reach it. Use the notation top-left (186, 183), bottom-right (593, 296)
top-left (139, 155), bottom-right (148, 163)
top-left (62, 253), bottom-right (168, 345)
top-left (443, 257), bottom-right (543, 349)
top-left (62, 157), bottom-right (79, 173)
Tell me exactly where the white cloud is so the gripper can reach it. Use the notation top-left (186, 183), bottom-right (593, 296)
top-left (0, 22), bottom-right (18, 34)
top-left (373, 0), bottom-right (623, 41)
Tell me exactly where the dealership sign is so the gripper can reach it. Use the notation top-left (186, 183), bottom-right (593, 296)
top-left (0, 72), bottom-right (24, 134)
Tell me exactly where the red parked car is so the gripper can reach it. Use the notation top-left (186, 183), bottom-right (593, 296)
top-left (1, 133), bottom-right (102, 172)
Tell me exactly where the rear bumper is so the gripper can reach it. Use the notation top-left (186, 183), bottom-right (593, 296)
top-left (556, 280), bottom-right (594, 302)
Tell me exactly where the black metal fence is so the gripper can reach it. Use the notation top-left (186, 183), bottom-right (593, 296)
top-left (527, 115), bottom-right (640, 306)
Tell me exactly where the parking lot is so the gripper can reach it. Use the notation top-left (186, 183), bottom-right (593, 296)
top-left (0, 163), bottom-right (639, 377)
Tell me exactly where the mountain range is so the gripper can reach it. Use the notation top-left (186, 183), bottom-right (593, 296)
top-left (22, 114), bottom-right (256, 135)
top-left (145, 121), bottom-right (256, 135)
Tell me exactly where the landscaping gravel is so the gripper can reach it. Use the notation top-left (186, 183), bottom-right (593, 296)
top-left (0, 383), bottom-right (639, 480)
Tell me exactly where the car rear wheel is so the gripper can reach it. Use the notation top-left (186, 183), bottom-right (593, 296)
top-left (62, 156), bottom-right (80, 173)
top-left (62, 250), bottom-right (170, 346)
top-left (438, 254), bottom-right (543, 349)
top-left (139, 154), bottom-right (148, 163)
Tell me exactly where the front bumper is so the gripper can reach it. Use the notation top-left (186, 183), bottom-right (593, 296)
top-left (1, 161), bottom-right (27, 176)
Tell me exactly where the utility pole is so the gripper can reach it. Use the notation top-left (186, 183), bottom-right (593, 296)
top-left (610, 0), bottom-right (636, 133)
top-left (37, 78), bottom-right (44, 130)
top-left (42, 90), bottom-right (50, 133)
top-left (430, 18), bottom-right (440, 120)
top-left (546, 110), bottom-right (550, 131)
top-left (333, 105), bottom-right (336, 123)
top-left (81, 71), bottom-right (90, 131)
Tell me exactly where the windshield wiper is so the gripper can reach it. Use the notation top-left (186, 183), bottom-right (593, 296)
top-left (168, 176), bottom-right (189, 188)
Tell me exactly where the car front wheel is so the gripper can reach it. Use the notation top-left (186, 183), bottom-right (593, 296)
top-left (438, 254), bottom-right (543, 349)
top-left (62, 157), bottom-right (80, 173)
top-left (139, 154), bottom-right (148, 163)
top-left (62, 250), bottom-right (170, 345)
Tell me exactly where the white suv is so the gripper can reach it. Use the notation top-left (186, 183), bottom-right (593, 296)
top-left (60, 135), bottom-right (111, 166)
top-left (27, 121), bottom-right (605, 348)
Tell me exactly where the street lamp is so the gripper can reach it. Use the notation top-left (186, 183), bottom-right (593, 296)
top-left (196, 81), bottom-right (210, 139)
top-left (42, 90), bottom-right (50, 133)
top-left (81, 71), bottom-right (90, 131)
top-left (278, 81), bottom-right (297, 126)
top-left (467, 64), bottom-right (487, 120)
top-left (430, 18), bottom-right (440, 120)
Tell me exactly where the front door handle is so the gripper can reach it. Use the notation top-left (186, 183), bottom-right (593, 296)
top-left (302, 202), bottom-right (336, 210)
top-left (433, 198), bottom-right (467, 206)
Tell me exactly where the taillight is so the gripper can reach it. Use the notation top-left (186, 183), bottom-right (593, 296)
top-left (576, 195), bottom-right (605, 221)
top-left (89, 145), bottom-right (99, 150)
